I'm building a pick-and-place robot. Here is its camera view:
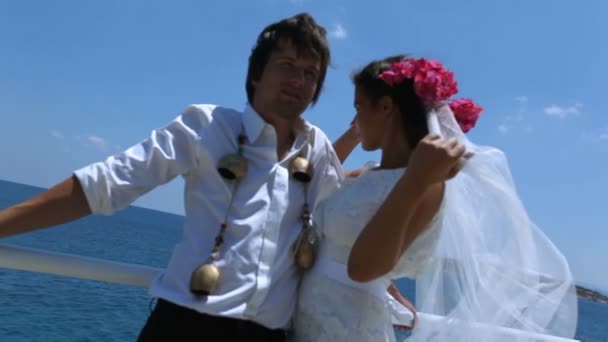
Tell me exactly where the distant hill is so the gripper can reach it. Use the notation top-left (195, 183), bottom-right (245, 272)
top-left (577, 285), bottom-right (608, 304)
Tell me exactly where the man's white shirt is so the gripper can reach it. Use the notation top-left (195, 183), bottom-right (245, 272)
top-left (74, 104), bottom-right (343, 329)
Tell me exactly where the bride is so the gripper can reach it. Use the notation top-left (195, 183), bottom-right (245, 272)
top-left (292, 56), bottom-right (578, 341)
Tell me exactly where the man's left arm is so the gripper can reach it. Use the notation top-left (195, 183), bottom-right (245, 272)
top-left (332, 124), bottom-right (359, 164)
top-left (388, 281), bottom-right (417, 331)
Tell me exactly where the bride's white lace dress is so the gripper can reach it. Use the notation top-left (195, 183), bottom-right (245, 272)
top-left (291, 168), bottom-right (443, 342)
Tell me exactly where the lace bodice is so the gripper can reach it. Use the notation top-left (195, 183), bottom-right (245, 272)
top-left (291, 168), bottom-right (443, 342)
top-left (316, 168), bottom-right (442, 279)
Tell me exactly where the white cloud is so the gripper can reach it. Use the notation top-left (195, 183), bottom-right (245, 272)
top-left (498, 124), bottom-right (509, 134)
top-left (596, 128), bottom-right (608, 141)
top-left (50, 130), bottom-right (64, 139)
top-left (544, 103), bottom-right (582, 119)
top-left (514, 96), bottom-right (528, 104)
top-left (329, 24), bottom-right (348, 40)
top-left (580, 127), bottom-right (608, 143)
top-left (498, 97), bottom-right (528, 135)
top-left (87, 135), bottom-right (107, 151)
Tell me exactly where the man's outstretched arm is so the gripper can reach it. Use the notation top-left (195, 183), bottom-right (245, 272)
top-left (0, 175), bottom-right (91, 239)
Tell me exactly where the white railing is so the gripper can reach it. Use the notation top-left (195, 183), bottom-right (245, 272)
top-left (0, 243), bottom-right (160, 287)
top-left (0, 243), bottom-right (579, 342)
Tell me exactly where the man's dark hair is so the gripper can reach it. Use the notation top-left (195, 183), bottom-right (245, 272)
top-left (246, 13), bottom-right (330, 105)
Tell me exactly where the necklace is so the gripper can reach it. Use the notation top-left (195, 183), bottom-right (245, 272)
top-left (190, 127), bottom-right (318, 296)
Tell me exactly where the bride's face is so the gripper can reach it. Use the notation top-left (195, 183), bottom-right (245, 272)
top-left (353, 87), bottom-right (390, 151)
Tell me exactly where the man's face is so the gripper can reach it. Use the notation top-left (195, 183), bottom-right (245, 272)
top-left (251, 40), bottom-right (321, 120)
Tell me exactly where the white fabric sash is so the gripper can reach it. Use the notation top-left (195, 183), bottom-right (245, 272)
top-left (312, 256), bottom-right (415, 327)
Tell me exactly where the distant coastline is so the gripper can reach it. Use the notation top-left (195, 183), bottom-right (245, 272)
top-left (577, 285), bottom-right (608, 304)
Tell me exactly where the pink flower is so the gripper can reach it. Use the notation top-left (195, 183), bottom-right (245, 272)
top-left (449, 98), bottom-right (483, 133)
top-left (378, 60), bottom-right (415, 86)
top-left (378, 58), bottom-right (483, 133)
top-left (378, 58), bottom-right (458, 105)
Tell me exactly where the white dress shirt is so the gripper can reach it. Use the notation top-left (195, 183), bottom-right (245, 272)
top-left (74, 103), bottom-right (344, 329)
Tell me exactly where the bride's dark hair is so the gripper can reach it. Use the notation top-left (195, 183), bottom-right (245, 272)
top-left (351, 55), bottom-right (429, 148)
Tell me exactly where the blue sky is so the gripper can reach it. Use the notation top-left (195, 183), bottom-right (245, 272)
top-left (1, 1), bottom-right (606, 291)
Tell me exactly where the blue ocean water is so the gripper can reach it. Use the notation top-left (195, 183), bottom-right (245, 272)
top-left (0, 179), bottom-right (606, 341)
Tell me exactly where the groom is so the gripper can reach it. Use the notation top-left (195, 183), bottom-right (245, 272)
top-left (0, 13), bottom-right (355, 341)
top-left (0, 12), bottom-right (422, 340)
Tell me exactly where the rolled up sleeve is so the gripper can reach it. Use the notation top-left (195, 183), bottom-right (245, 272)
top-left (74, 105), bottom-right (210, 214)
top-left (308, 128), bottom-right (345, 211)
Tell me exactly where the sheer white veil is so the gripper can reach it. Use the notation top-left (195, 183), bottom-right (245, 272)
top-left (406, 105), bottom-right (578, 341)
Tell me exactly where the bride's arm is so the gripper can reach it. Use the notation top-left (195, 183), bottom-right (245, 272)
top-left (348, 135), bottom-right (463, 282)
top-left (347, 176), bottom-right (444, 282)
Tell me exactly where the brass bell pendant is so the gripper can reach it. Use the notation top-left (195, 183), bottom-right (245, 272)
top-left (295, 239), bottom-right (315, 269)
top-left (217, 154), bottom-right (248, 180)
top-left (290, 156), bottom-right (313, 183)
top-left (190, 263), bottom-right (221, 296)
top-left (293, 228), bottom-right (318, 270)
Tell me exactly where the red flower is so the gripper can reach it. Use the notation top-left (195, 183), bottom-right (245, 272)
top-left (378, 58), bottom-right (482, 133)
top-left (378, 60), bottom-right (415, 85)
top-left (449, 98), bottom-right (483, 133)
top-left (378, 58), bottom-right (458, 105)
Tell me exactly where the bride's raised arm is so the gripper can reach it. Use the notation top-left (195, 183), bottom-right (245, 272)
top-left (347, 134), bottom-right (464, 282)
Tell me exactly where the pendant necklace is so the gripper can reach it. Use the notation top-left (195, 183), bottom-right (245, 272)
top-left (190, 127), bottom-right (319, 296)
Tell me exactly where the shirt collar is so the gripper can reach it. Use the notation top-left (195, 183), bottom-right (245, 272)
top-left (243, 104), bottom-right (314, 150)
top-left (243, 104), bottom-right (267, 143)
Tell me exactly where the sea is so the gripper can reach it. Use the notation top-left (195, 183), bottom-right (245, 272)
top-left (0, 179), bottom-right (606, 341)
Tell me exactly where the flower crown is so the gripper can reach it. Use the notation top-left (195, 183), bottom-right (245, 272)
top-left (378, 58), bottom-right (483, 133)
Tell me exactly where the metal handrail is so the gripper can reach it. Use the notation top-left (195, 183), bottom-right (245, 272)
top-left (0, 243), bottom-right (160, 287)
top-left (0, 243), bottom-right (579, 342)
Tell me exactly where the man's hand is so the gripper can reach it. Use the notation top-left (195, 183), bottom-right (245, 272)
top-left (344, 167), bottom-right (365, 178)
top-left (387, 282), bottom-right (417, 331)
